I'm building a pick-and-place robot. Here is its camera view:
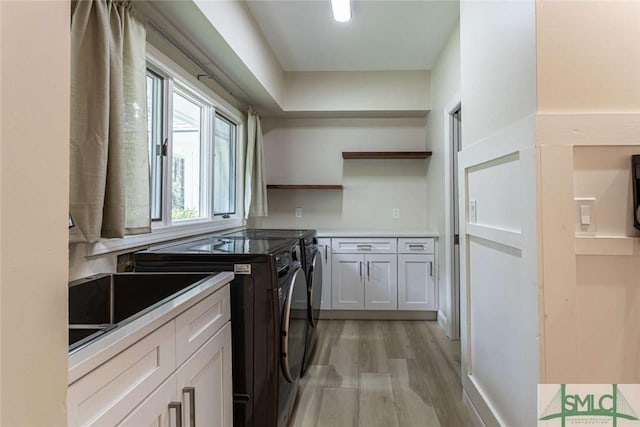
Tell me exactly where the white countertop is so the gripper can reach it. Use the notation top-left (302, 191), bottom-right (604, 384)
top-left (317, 229), bottom-right (438, 238)
top-left (68, 272), bottom-right (234, 384)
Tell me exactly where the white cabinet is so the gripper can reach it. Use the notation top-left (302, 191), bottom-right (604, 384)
top-left (317, 238), bottom-right (332, 310)
top-left (397, 238), bottom-right (436, 311)
top-left (177, 323), bottom-right (233, 427)
top-left (332, 253), bottom-right (365, 309)
top-left (117, 375), bottom-right (177, 427)
top-left (323, 236), bottom-right (437, 313)
top-left (68, 284), bottom-right (232, 427)
top-left (398, 254), bottom-right (436, 310)
top-left (365, 254), bottom-right (398, 310)
top-left (332, 251), bottom-right (398, 310)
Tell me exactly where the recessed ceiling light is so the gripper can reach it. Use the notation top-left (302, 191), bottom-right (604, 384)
top-left (331, 0), bottom-right (351, 22)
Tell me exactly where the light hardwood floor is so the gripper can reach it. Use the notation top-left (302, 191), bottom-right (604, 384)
top-left (289, 320), bottom-right (475, 427)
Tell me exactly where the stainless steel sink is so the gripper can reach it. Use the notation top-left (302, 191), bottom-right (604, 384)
top-left (69, 272), bottom-right (211, 352)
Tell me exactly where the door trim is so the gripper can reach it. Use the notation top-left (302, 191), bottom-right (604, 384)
top-left (441, 93), bottom-right (462, 340)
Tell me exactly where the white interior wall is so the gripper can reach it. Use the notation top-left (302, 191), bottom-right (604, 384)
top-left (283, 71), bottom-right (431, 113)
top-left (536, 1), bottom-right (640, 383)
top-left (0, 2), bottom-right (69, 425)
top-left (459, 1), bottom-right (538, 426)
top-left (424, 21), bottom-right (460, 338)
top-left (250, 117), bottom-right (429, 230)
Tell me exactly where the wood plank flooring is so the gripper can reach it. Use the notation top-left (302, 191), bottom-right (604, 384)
top-left (289, 320), bottom-right (475, 427)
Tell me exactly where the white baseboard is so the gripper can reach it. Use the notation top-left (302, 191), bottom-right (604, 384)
top-left (319, 310), bottom-right (437, 320)
top-left (463, 389), bottom-right (486, 427)
top-left (464, 375), bottom-right (505, 427)
top-left (437, 310), bottom-right (448, 332)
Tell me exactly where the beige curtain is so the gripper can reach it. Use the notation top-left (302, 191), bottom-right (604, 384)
top-left (244, 110), bottom-right (268, 218)
top-left (70, 0), bottom-right (150, 243)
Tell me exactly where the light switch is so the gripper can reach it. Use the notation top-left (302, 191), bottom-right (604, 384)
top-left (295, 207), bottom-right (302, 218)
top-left (469, 200), bottom-right (478, 223)
top-left (579, 205), bottom-right (591, 225)
top-left (574, 197), bottom-right (596, 235)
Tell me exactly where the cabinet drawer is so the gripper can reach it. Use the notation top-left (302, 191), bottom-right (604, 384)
top-left (398, 238), bottom-right (434, 254)
top-left (175, 284), bottom-right (230, 366)
top-left (68, 322), bottom-right (176, 427)
top-left (332, 238), bottom-right (397, 254)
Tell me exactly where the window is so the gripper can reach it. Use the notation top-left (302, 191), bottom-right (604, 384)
top-left (145, 62), bottom-right (239, 227)
top-left (214, 114), bottom-right (236, 215)
top-left (146, 70), bottom-right (164, 221)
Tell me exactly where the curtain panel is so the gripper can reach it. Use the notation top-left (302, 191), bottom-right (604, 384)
top-left (70, 0), bottom-right (150, 243)
top-left (244, 110), bottom-right (268, 218)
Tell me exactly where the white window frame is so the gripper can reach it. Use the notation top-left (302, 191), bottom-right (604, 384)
top-left (87, 45), bottom-right (245, 256)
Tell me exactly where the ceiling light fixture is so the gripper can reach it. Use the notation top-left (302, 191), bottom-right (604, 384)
top-left (331, 0), bottom-right (351, 22)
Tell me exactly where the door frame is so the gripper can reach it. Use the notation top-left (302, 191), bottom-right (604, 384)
top-left (440, 94), bottom-right (462, 340)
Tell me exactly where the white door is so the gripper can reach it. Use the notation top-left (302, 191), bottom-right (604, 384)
top-left (117, 376), bottom-right (177, 427)
top-left (364, 254), bottom-right (397, 310)
top-left (317, 238), bottom-right (332, 310)
top-left (332, 253), bottom-right (364, 310)
top-left (398, 254), bottom-right (435, 310)
top-left (176, 323), bottom-right (233, 427)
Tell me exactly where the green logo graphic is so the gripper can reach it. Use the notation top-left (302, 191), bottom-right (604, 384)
top-left (540, 384), bottom-right (639, 426)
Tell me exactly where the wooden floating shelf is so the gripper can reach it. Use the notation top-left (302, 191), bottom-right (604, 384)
top-left (266, 184), bottom-right (344, 190)
top-left (341, 151), bottom-right (432, 159)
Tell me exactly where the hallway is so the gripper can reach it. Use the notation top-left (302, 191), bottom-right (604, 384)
top-left (290, 320), bottom-right (475, 427)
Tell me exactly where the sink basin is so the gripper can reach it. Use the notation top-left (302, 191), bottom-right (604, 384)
top-left (69, 272), bottom-right (211, 352)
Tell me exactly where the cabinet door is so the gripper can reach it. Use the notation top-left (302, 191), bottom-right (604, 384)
top-left (331, 253), bottom-right (364, 310)
top-left (364, 254), bottom-right (398, 310)
top-left (68, 322), bottom-right (176, 427)
top-left (317, 238), bottom-right (332, 310)
top-left (176, 322), bottom-right (233, 427)
top-left (398, 254), bottom-right (436, 310)
top-left (117, 375), bottom-right (177, 427)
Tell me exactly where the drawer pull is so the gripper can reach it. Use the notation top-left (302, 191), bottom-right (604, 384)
top-left (409, 244), bottom-right (425, 250)
top-left (169, 401), bottom-right (183, 427)
top-left (367, 261), bottom-right (370, 280)
top-left (429, 261), bottom-right (433, 277)
top-left (183, 387), bottom-right (196, 427)
top-left (357, 244), bottom-right (373, 250)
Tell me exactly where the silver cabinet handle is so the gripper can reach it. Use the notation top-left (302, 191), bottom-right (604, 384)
top-left (357, 244), bottom-right (372, 251)
top-left (325, 245), bottom-right (328, 264)
top-left (367, 261), bottom-right (370, 280)
top-left (183, 387), bottom-right (196, 427)
top-left (169, 401), bottom-right (183, 427)
top-left (409, 244), bottom-right (425, 250)
top-left (429, 261), bottom-right (433, 277)
top-left (359, 261), bottom-right (363, 279)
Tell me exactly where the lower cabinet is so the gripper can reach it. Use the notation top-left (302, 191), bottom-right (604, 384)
top-left (325, 237), bottom-right (437, 313)
top-left (176, 323), bottom-right (233, 427)
top-left (398, 254), bottom-right (436, 310)
top-left (317, 238), bottom-right (332, 310)
top-left (117, 324), bottom-right (232, 427)
top-left (68, 284), bottom-right (232, 427)
top-left (118, 375), bottom-right (177, 427)
top-left (332, 253), bottom-right (398, 310)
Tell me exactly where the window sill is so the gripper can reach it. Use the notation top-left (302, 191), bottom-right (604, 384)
top-left (85, 218), bottom-right (245, 257)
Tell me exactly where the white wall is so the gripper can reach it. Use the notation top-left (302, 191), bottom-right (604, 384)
top-left (536, 1), bottom-right (640, 383)
top-left (283, 71), bottom-right (430, 114)
top-left (250, 117), bottom-right (429, 230)
top-left (459, 1), bottom-right (538, 426)
top-left (424, 21), bottom-right (460, 338)
top-left (0, 2), bottom-right (69, 425)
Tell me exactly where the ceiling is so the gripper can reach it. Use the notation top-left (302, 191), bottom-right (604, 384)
top-left (244, 0), bottom-right (460, 72)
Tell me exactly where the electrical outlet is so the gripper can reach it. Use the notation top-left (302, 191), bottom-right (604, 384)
top-left (469, 200), bottom-right (478, 223)
top-left (295, 207), bottom-right (303, 218)
top-left (392, 208), bottom-right (400, 219)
